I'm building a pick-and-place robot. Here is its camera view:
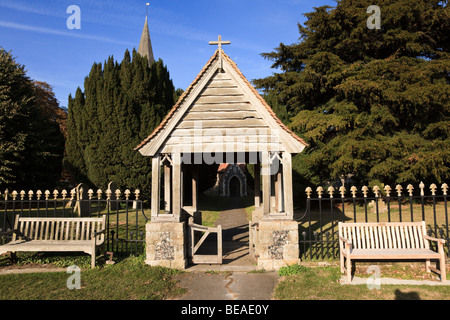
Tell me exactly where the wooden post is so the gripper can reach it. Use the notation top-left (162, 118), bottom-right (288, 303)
top-left (277, 168), bottom-right (284, 213)
top-left (164, 163), bottom-right (171, 213)
top-left (254, 161), bottom-right (261, 208)
top-left (262, 152), bottom-right (270, 215)
top-left (217, 224), bottom-right (223, 264)
top-left (282, 152), bottom-right (293, 218)
top-left (192, 165), bottom-right (199, 212)
top-left (180, 164), bottom-right (184, 209)
top-left (151, 156), bottom-right (161, 219)
top-left (172, 153), bottom-right (181, 220)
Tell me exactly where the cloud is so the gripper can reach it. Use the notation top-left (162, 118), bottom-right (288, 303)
top-left (0, 20), bottom-right (134, 46)
top-left (0, 1), bottom-right (65, 18)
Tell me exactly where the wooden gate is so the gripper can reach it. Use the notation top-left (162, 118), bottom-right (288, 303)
top-left (188, 217), bottom-right (222, 264)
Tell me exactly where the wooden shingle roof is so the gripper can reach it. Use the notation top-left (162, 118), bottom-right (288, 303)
top-left (135, 49), bottom-right (308, 156)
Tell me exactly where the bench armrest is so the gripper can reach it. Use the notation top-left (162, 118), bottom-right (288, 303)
top-left (92, 229), bottom-right (106, 237)
top-left (0, 229), bottom-right (31, 241)
top-left (339, 236), bottom-right (352, 245)
top-left (424, 235), bottom-right (446, 244)
top-left (92, 229), bottom-right (106, 246)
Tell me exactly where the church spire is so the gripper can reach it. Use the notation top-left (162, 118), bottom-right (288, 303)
top-left (138, 3), bottom-right (154, 66)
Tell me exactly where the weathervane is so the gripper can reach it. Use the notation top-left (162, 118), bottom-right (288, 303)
top-left (209, 35), bottom-right (230, 71)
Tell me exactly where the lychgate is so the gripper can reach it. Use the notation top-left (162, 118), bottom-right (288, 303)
top-left (135, 36), bottom-right (308, 270)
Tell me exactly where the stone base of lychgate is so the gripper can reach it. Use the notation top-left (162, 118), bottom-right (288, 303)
top-left (145, 221), bottom-right (187, 270)
top-left (255, 220), bottom-right (300, 271)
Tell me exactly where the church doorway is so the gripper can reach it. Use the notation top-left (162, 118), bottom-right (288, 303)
top-left (229, 176), bottom-right (241, 197)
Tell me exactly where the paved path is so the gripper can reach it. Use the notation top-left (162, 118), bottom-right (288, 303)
top-left (174, 271), bottom-right (279, 300)
top-left (174, 197), bottom-right (280, 300)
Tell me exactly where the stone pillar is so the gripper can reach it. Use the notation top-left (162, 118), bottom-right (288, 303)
top-left (145, 221), bottom-right (187, 269)
top-left (256, 220), bottom-right (300, 271)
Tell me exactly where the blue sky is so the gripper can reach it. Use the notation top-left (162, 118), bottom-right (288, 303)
top-left (0, 0), bottom-right (336, 108)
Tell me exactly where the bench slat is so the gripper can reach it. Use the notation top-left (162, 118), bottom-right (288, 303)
top-left (339, 221), bottom-right (447, 283)
top-left (418, 225), bottom-right (425, 248)
top-left (352, 226), bottom-right (356, 248)
top-left (339, 222), bottom-right (435, 251)
top-left (55, 220), bottom-right (60, 241)
top-left (369, 226), bottom-right (374, 249)
top-left (29, 221), bottom-right (35, 240)
top-left (394, 226), bottom-right (400, 249)
top-left (14, 217), bottom-right (105, 241)
top-left (50, 220), bottom-right (56, 241)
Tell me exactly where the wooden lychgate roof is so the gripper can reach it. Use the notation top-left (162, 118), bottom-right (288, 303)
top-left (135, 49), bottom-right (308, 156)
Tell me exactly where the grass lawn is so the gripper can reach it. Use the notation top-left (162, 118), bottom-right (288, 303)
top-left (297, 200), bottom-right (449, 234)
top-left (0, 255), bottom-right (186, 300)
top-left (275, 264), bottom-right (450, 300)
top-left (2, 196), bottom-right (449, 301)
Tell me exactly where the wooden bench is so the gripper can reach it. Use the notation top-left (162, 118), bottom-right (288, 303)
top-left (339, 221), bottom-right (447, 283)
top-left (0, 215), bottom-right (106, 268)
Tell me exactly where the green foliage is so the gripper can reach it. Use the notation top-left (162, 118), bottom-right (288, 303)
top-left (64, 49), bottom-right (177, 195)
top-left (0, 48), bottom-right (65, 189)
top-left (14, 252), bottom-right (92, 269)
top-left (0, 255), bottom-right (185, 300)
top-left (254, 0), bottom-right (450, 187)
top-left (278, 263), bottom-right (308, 276)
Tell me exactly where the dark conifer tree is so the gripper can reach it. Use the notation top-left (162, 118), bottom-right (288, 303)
top-left (254, 0), bottom-right (449, 188)
top-left (64, 49), bottom-right (176, 195)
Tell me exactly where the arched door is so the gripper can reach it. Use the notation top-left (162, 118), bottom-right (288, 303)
top-left (229, 176), bottom-right (241, 197)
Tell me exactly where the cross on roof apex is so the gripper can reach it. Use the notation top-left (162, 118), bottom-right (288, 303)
top-left (209, 35), bottom-right (230, 51)
top-left (209, 35), bottom-right (231, 71)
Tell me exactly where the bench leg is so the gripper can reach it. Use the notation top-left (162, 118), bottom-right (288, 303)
top-left (340, 253), bottom-right (344, 273)
top-left (440, 257), bottom-right (446, 282)
top-left (9, 251), bottom-right (17, 263)
top-left (346, 257), bottom-right (352, 283)
top-left (426, 259), bottom-right (431, 273)
top-left (91, 250), bottom-right (96, 269)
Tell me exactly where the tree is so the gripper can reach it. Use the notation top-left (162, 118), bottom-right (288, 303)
top-left (33, 81), bottom-right (68, 138)
top-left (64, 49), bottom-right (177, 194)
top-left (0, 49), bottom-right (65, 189)
top-left (254, 0), bottom-right (450, 188)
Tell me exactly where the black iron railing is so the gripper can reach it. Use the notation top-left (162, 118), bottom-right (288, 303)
top-left (299, 183), bottom-right (449, 261)
top-left (0, 190), bottom-right (149, 257)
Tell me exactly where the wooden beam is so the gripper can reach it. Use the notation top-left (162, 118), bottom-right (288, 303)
top-left (138, 59), bottom-right (220, 157)
top-left (275, 168), bottom-right (283, 213)
top-left (172, 153), bottom-right (181, 220)
top-left (151, 156), bottom-right (161, 219)
top-left (261, 152), bottom-right (270, 215)
top-left (282, 152), bottom-right (293, 218)
top-left (277, 160), bottom-right (284, 213)
top-left (164, 163), bottom-right (171, 213)
top-left (254, 161), bottom-right (261, 208)
top-left (192, 165), bottom-right (199, 212)
top-left (162, 142), bottom-right (284, 154)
